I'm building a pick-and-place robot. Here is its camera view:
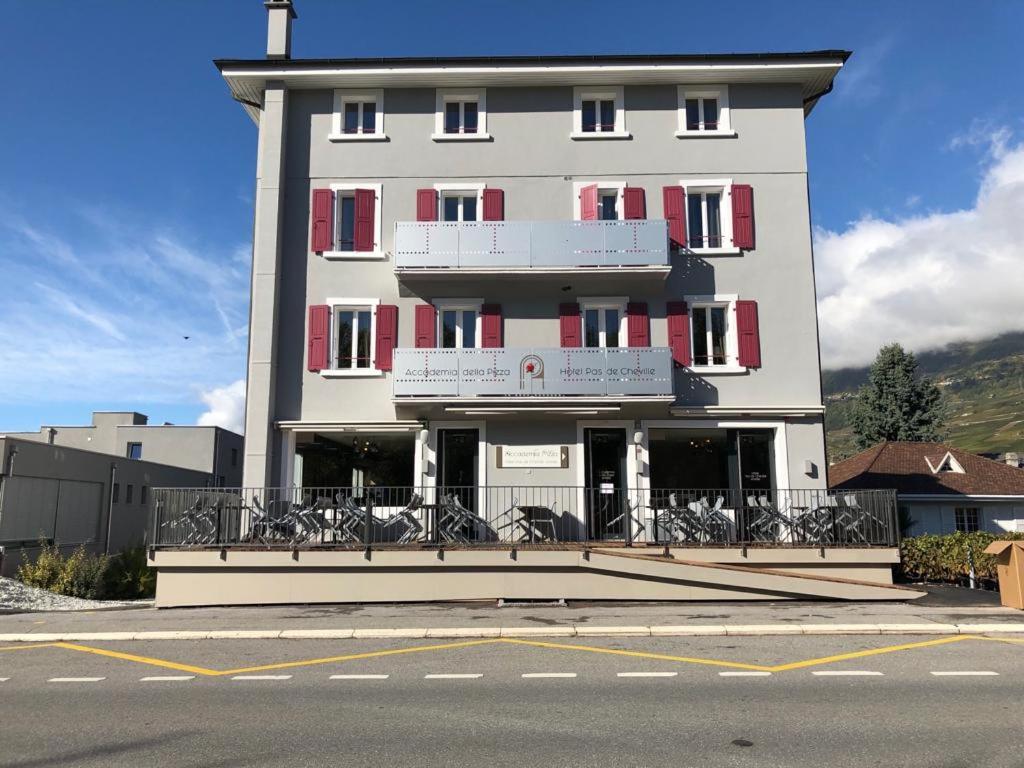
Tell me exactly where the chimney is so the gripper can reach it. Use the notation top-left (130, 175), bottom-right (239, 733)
top-left (265, 0), bottom-right (296, 59)
top-left (1006, 452), bottom-right (1021, 468)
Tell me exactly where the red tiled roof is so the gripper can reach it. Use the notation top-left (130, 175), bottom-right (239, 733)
top-left (829, 442), bottom-right (1024, 496)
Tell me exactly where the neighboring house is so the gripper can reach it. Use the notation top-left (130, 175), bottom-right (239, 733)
top-left (5, 411), bottom-right (243, 487)
top-left (0, 437), bottom-right (212, 576)
top-left (829, 442), bottom-right (1024, 536)
top-left (228, 0), bottom-right (841, 504)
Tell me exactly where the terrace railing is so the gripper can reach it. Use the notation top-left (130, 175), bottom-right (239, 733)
top-left (150, 487), bottom-right (899, 550)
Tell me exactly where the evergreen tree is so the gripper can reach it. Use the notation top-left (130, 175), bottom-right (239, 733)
top-left (851, 343), bottom-right (946, 449)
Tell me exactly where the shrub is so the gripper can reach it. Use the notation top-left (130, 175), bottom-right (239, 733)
top-left (17, 542), bottom-right (109, 600)
top-left (102, 547), bottom-right (156, 600)
top-left (899, 531), bottom-right (1024, 584)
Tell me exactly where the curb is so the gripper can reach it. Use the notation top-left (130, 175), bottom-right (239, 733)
top-left (1, 623), bottom-right (1023, 643)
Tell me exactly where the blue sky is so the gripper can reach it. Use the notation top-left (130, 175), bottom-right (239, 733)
top-left (1, 0), bottom-right (1022, 432)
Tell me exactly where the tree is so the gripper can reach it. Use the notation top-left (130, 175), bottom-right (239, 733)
top-left (851, 343), bottom-right (946, 449)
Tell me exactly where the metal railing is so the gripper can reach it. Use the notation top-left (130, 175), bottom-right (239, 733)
top-left (394, 220), bottom-right (670, 270)
top-left (150, 487), bottom-right (898, 550)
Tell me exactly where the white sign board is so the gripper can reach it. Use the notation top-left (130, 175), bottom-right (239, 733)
top-left (497, 445), bottom-right (568, 469)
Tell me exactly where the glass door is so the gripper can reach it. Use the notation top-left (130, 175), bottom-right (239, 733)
top-left (437, 429), bottom-right (479, 513)
top-left (584, 428), bottom-right (628, 540)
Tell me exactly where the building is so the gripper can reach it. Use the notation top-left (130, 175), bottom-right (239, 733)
top-left (148, 1), bottom-right (913, 607)
top-left (829, 442), bottom-right (1024, 536)
top-left (5, 411), bottom-right (243, 487)
top-left (0, 437), bottom-right (212, 576)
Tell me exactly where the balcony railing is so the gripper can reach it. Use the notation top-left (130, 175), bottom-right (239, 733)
top-left (392, 346), bottom-right (674, 398)
top-left (150, 487), bottom-right (899, 550)
top-left (393, 219), bottom-right (670, 271)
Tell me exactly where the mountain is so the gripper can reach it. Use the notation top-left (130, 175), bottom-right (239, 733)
top-left (824, 332), bottom-right (1024, 462)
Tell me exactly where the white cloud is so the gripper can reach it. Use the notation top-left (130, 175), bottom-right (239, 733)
top-left (816, 128), bottom-right (1024, 368)
top-left (197, 379), bottom-right (246, 434)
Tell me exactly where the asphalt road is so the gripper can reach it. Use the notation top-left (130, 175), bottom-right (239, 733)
top-left (1, 634), bottom-right (1021, 767)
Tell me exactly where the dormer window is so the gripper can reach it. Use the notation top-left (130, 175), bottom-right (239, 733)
top-left (572, 87), bottom-right (628, 139)
top-left (330, 90), bottom-right (386, 141)
top-left (926, 451), bottom-right (966, 474)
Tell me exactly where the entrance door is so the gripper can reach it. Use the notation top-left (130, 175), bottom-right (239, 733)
top-left (584, 428), bottom-right (628, 540)
top-left (437, 429), bottom-right (479, 512)
top-left (737, 431), bottom-right (775, 541)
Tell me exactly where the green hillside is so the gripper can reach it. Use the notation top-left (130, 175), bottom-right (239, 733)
top-left (824, 333), bottom-right (1024, 461)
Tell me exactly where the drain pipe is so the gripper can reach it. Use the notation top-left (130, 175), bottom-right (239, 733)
top-left (967, 546), bottom-right (977, 590)
top-left (0, 445), bottom-right (17, 574)
top-left (104, 461), bottom-right (117, 555)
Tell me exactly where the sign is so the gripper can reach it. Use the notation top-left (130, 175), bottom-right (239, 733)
top-left (393, 347), bottom-right (673, 398)
top-left (497, 445), bottom-right (569, 469)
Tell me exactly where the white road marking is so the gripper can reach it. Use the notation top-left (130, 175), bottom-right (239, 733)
top-left (48, 677), bottom-right (105, 683)
top-left (522, 673), bottom-right (577, 679)
top-left (812, 671), bottom-right (884, 677)
top-left (719, 671), bottom-right (772, 677)
top-left (0, 677), bottom-right (10, 682)
top-left (140, 676), bottom-right (195, 682)
top-left (230, 675), bottom-right (293, 681)
top-left (617, 672), bottom-right (678, 678)
top-left (329, 674), bottom-right (390, 680)
top-left (930, 671), bottom-right (999, 677)
top-left (424, 673), bottom-right (483, 679)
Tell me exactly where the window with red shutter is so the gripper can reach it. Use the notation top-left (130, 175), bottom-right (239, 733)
top-left (623, 187), bottom-right (646, 220)
top-left (374, 305), bottom-right (398, 371)
top-left (482, 189), bottom-right (504, 221)
top-left (662, 186), bottom-right (686, 250)
top-left (666, 301), bottom-right (692, 366)
top-left (414, 304), bottom-right (437, 348)
top-left (626, 302), bottom-right (650, 347)
top-left (579, 185), bottom-right (599, 221)
top-left (310, 189), bottom-right (334, 252)
top-left (480, 304), bottom-right (502, 348)
top-left (731, 184), bottom-right (755, 249)
top-left (559, 303), bottom-right (582, 347)
top-left (735, 299), bottom-right (761, 368)
top-left (416, 189), bottom-right (437, 222)
top-left (307, 305), bottom-right (330, 372)
top-left (353, 188), bottom-right (375, 252)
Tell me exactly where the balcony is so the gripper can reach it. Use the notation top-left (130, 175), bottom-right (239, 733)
top-left (393, 219), bottom-right (671, 279)
top-left (392, 346), bottom-right (674, 402)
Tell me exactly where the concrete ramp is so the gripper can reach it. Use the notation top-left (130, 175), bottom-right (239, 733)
top-left (586, 550), bottom-right (925, 601)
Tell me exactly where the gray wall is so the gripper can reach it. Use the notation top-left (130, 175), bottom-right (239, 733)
top-left (902, 499), bottom-right (1024, 537)
top-left (0, 437), bottom-right (212, 576)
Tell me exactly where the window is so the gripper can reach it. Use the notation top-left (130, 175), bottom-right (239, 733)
top-left (684, 294), bottom-right (744, 372)
top-left (579, 298), bottom-right (626, 348)
top-left (437, 301), bottom-right (482, 349)
top-left (231, 448), bottom-right (238, 467)
top-left (434, 89), bottom-right (489, 140)
top-left (676, 86), bottom-right (733, 137)
top-left (126, 484), bottom-right (134, 504)
top-left (573, 181), bottom-right (625, 220)
top-left (326, 183), bottom-right (383, 259)
top-left (335, 306), bottom-right (373, 369)
top-left (955, 507), bottom-right (980, 533)
top-left (677, 180), bottom-right (737, 254)
top-left (141, 486), bottom-right (148, 505)
top-left (330, 89), bottom-right (385, 140)
top-left (126, 442), bottom-right (142, 460)
top-left (112, 483), bottom-right (120, 503)
top-left (432, 184), bottom-right (487, 223)
top-left (572, 87), bottom-right (627, 139)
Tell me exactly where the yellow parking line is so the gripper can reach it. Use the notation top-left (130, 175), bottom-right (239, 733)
top-left (54, 643), bottom-right (218, 677)
top-left (766, 635), bottom-right (973, 672)
top-left (0, 643), bottom-right (61, 652)
top-left (498, 638), bottom-right (772, 671)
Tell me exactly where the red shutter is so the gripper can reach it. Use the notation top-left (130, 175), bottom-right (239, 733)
top-left (626, 302), bottom-right (650, 347)
top-left (307, 305), bottom-right (330, 372)
top-left (414, 304), bottom-right (437, 348)
top-left (482, 189), bottom-right (505, 221)
top-left (662, 186), bottom-right (686, 250)
top-left (374, 305), bottom-right (398, 371)
top-left (623, 187), bottom-right (646, 220)
top-left (353, 188), bottom-right (375, 252)
top-left (666, 301), bottom-right (692, 367)
top-left (579, 184), bottom-right (598, 221)
top-left (481, 304), bottom-right (502, 348)
top-left (416, 189), bottom-right (437, 222)
top-left (736, 300), bottom-right (761, 368)
top-left (310, 189), bottom-right (334, 252)
top-left (559, 303), bottom-right (581, 348)
top-left (732, 184), bottom-right (755, 249)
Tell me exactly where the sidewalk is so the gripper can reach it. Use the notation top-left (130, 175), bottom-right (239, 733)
top-left (1, 586), bottom-right (1021, 641)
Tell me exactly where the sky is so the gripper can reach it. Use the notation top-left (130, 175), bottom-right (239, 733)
top-left (1, 0), bottom-right (1022, 434)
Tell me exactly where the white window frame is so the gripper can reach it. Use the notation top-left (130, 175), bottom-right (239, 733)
top-left (330, 89), bottom-right (386, 141)
top-left (683, 293), bottom-right (745, 374)
top-left (435, 299), bottom-right (483, 350)
top-left (677, 178), bottom-right (739, 255)
top-left (433, 183), bottom-right (486, 222)
top-left (321, 297), bottom-right (382, 378)
top-left (324, 183), bottom-right (384, 261)
top-left (578, 296), bottom-right (628, 349)
top-left (571, 86), bottom-right (629, 139)
top-left (676, 86), bottom-right (735, 138)
top-left (572, 181), bottom-right (626, 220)
top-left (433, 88), bottom-right (490, 141)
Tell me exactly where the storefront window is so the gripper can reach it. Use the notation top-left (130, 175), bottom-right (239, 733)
top-left (648, 428), bottom-right (775, 497)
top-left (298, 433), bottom-right (416, 494)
